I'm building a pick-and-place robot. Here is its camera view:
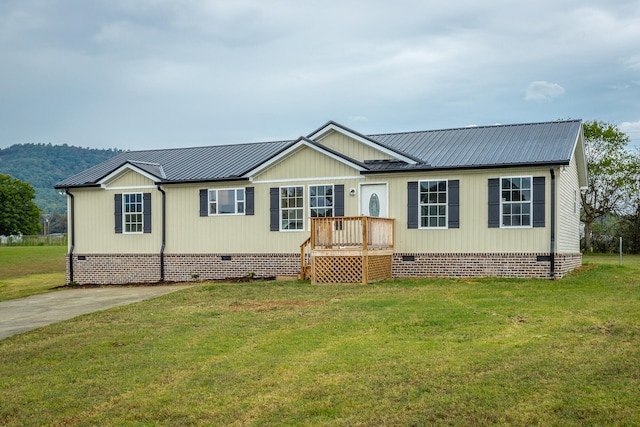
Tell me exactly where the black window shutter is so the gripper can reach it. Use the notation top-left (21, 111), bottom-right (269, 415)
top-left (334, 185), bottom-right (344, 217)
top-left (448, 180), bottom-right (460, 229)
top-left (245, 187), bottom-right (254, 215)
top-left (533, 176), bottom-right (545, 227)
top-left (199, 189), bottom-right (208, 217)
top-left (270, 188), bottom-right (279, 231)
top-left (143, 193), bottom-right (152, 233)
top-left (407, 181), bottom-right (418, 229)
top-left (115, 193), bottom-right (123, 233)
top-left (488, 178), bottom-right (500, 228)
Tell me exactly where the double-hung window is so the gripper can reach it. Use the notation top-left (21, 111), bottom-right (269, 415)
top-left (419, 180), bottom-right (447, 228)
top-left (501, 177), bottom-right (531, 227)
top-left (309, 185), bottom-right (334, 218)
top-left (208, 188), bottom-right (245, 215)
top-left (123, 193), bottom-right (143, 233)
top-left (280, 186), bottom-right (304, 230)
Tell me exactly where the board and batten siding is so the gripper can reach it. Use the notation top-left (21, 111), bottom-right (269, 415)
top-left (163, 146), bottom-right (365, 253)
top-left (104, 169), bottom-right (158, 188)
top-left (388, 167), bottom-right (554, 254)
top-left (254, 144), bottom-right (365, 182)
top-left (557, 154), bottom-right (581, 253)
top-left (69, 184), bottom-right (162, 254)
top-left (315, 131), bottom-right (394, 162)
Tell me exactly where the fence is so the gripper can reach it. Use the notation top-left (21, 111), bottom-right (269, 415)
top-left (0, 234), bottom-right (68, 246)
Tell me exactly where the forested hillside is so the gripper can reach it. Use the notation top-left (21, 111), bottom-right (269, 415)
top-left (0, 143), bottom-right (123, 215)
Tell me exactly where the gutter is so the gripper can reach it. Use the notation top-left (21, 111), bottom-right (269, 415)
top-left (360, 160), bottom-right (572, 175)
top-left (550, 167), bottom-right (556, 278)
top-left (65, 189), bottom-right (75, 284)
top-left (157, 185), bottom-right (166, 282)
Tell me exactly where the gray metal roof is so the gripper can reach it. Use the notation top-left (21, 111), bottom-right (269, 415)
top-left (56, 140), bottom-right (294, 188)
top-left (55, 120), bottom-right (582, 188)
top-left (367, 120), bottom-right (582, 171)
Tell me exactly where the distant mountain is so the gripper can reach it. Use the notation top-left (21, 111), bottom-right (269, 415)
top-left (0, 143), bottom-right (123, 214)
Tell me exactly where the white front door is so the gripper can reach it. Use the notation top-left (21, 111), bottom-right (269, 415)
top-left (360, 184), bottom-right (388, 217)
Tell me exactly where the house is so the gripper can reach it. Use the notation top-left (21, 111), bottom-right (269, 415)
top-left (55, 119), bottom-right (588, 285)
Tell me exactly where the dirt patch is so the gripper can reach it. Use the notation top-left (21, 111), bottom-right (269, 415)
top-left (228, 300), bottom-right (327, 312)
top-left (51, 282), bottom-right (180, 290)
top-left (218, 276), bottom-right (276, 283)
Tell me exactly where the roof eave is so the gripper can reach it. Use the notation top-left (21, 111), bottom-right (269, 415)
top-left (157, 177), bottom-right (250, 185)
top-left (54, 183), bottom-right (102, 190)
top-left (361, 160), bottom-right (572, 174)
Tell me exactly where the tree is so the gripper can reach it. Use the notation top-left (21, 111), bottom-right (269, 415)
top-left (0, 174), bottom-right (41, 236)
top-left (580, 121), bottom-right (635, 252)
top-left (617, 152), bottom-right (640, 254)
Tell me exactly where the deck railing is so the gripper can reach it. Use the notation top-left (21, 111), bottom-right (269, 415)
top-left (310, 216), bottom-right (394, 250)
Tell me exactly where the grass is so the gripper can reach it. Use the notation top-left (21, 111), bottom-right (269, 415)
top-left (0, 246), bottom-right (67, 301)
top-left (0, 255), bottom-right (639, 425)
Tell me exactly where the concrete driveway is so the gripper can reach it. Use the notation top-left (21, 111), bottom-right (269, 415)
top-left (0, 285), bottom-right (190, 340)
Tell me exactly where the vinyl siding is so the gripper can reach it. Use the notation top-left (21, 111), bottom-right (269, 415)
top-left (104, 170), bottom-right (156, 188)
top-left (315, 131), bottom-right (393, 162)
top-left (70, 187), bottom-right (161, 254)
top-left (557, 154), bottom-right (581, 253)
top-left (163, 180), bottom-right (362, 253)
top-left (389, 167), bottom-right (553, 253)
top-left (253, 144), bottom-right (364, 182)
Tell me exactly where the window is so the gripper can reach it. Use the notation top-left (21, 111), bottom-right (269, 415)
top-left (309, 185), bottom-right (334, 218)
top-left (208, 188), bottom-right (245, 215)
top-left (501, 177), bottom-right (531, 227)
top-left (419, 180), bottom-right (447, 228)
top-left (123, 193), bottom-right (143, 233)
top-left (281, 186), bottom-right (304, 230)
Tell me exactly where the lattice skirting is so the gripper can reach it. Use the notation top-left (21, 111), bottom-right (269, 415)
top-left (312, 255), bottom-right (393, 284)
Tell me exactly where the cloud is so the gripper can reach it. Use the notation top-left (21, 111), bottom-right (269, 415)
top-left (620, 120), bottom-right (640, 139)
top-left (524, 81), bottom-right (566, 102)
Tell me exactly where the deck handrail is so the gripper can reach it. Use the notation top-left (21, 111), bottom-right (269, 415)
top-left (309, 216), bottom-right (394, 250)
top-left (299, 236), bottom-right (312, 279)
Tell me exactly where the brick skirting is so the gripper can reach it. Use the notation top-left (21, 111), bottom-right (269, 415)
top-left (65, 252), bottom-right (583, 284)
top-left (66, 253), bottom-right (300, 285)
top-left (392, 253), bottom-right (582, 279)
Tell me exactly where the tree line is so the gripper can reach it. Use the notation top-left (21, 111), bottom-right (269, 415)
top-left (0, 143), bottom-right (123, 215)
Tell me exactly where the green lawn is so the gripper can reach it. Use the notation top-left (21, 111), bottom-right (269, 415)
top-left (0, 246), bottom-right (67, 301)
top-left (1, 255), bottom-right (639, 426)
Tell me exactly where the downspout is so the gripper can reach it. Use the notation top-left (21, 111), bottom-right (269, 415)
top-left (65, 189), bottom-right (75, 284)
top-left (550, 167), bottom-right (556, 279)
top-left (157, 185), bottom-right (166, 282)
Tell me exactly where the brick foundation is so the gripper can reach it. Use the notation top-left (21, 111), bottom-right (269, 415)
top-left (392, 253), bottom-right (582, 279)
top-left (66, 253), bottom-right (300, 285)
top-left (65, 252), bottom-right (582, 285)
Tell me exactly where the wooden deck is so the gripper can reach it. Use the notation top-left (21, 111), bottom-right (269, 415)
top-left (300, 216), bottom-right (395, 284)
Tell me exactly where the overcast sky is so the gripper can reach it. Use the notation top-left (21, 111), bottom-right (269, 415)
top-left (1, 0), bottom-right (639, 151)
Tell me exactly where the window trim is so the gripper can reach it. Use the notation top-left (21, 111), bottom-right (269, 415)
top-left (279, 185), bottom-right (305, 232)
top-left (122, 192), bottom-right (144, 234)
top-left (207, 188), bottom-right (246, 216)
top-left (500, 176), bottom-right (533, 228)
top-left (418, 179), bottom-right (448, 229)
